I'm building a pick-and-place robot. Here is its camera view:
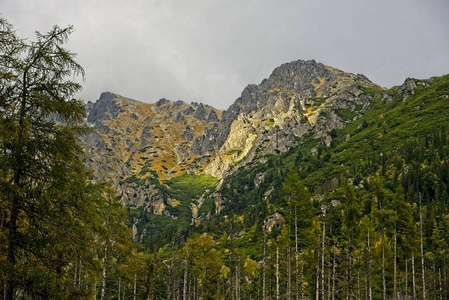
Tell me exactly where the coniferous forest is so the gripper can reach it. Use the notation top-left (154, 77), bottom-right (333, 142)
top-left (2, 19), bottom-right (449, 300)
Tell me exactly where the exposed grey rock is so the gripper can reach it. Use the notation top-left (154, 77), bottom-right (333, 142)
top-left (207, 109), bottom-right (219, 122)
top-left (183, 106), bottom-right (194, 115)
top-left (175, 112), bottom-right (185, 122)
top-left (182, 125), bottom-right (194, 141)
top-left (141, 126), bottom-right (153, 144)
top-left (398, 78), bottom-right (417, 101)
top-left (264, 212), bottom-right (285, 233)
top-left (173, 100), bottom-right (185, 108)
top-left (156, 98), bottom-right (170, 107)
top-left (87, 92), bottom-right (124, 123)
top-left (81, 58), bottom-right (384, 221)
top-left (191, 124), bottom-right (220, 155)
top-left (356, 73), bottom-right (371, 82)
top-left (254, 172), bottom-right (266, 187)
top-left (382, 94), bottom-right (394, 103)
top-left (194, 103), bottom-right (207, 120)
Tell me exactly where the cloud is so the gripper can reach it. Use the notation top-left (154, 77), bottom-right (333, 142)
top-left (2, 0), bottom-right (448, 109)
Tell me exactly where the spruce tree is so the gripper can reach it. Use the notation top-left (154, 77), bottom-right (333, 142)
top-left (0, 18), bottom-right (129, 299)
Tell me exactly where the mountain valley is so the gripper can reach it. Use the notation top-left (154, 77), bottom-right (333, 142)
top-left (81, 59), bottom-right (449, 299)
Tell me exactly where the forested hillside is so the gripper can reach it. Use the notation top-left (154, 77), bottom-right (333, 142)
top-left (2, 17), bottom-right (449, 300)
top-left (130, 74), bottom-right (449, 300)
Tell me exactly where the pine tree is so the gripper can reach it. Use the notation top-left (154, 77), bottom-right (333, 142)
top-left (0, 18), bottom-right (131, 299)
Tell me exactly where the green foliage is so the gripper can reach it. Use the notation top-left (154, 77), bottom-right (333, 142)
top-left (309, 96), bottom-right (328, 107)
top-left (334, 108), bottom-right (358, 121)
top-left (138, 74), bottom-right (449, 299)
top-left (127, 174), bottom-right (218, 251)
top-left (4, 15), bottom-right (449, 299)
top-left (226, 148), bottom-right (242, 156)
top-left (165, 174), bottom-right (218, 202)
top-left (184, 233), bottom-right (223, 298)
top-left (0, 18), bottom-right (133, 299)
top-left (267, 118), bottom-right (275, 126)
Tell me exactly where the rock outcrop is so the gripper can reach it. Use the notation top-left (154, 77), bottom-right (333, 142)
top-left (202, 59), bottom-right (381, 177)
top-left (82, 93), bottom-right (222, 212)
top-left (82, 59), bottom-right (383, 215)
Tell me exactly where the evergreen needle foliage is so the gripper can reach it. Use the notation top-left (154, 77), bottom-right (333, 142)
top-left (127, 75), bottom-right (449, 299)
top-left (0, 18), bottom-right (133, 300)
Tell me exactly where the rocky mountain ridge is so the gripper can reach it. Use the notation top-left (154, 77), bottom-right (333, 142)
top-left (82, 59), bottom-right (383, 214)
top-left (83, 91), bottom-right (221, 211)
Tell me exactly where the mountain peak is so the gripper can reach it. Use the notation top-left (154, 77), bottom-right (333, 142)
top-left (83, 58), bottom-right (384, 201)
top-left (99, 91), bottom-right (121, 100)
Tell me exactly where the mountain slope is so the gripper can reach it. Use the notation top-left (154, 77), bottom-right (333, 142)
top-left (203, 60), bottom-right (382, 177)
top-left (78, 59), bottom-right (449, 299)
top-left (211, 74), bottom-right (449, 221)
top-left (81, 60), bottom-right (448, 248)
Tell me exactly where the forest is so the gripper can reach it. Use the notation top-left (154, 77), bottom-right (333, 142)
top-left (2, 18), bottom-right (449, 300)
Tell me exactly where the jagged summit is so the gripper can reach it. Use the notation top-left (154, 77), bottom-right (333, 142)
top-left (82, 58), bottom-right (384, 211)
top-left (82, 90), bottom-right (223, 209)
top-left (95, 92), bottom-right (141, 104)
top-left (201, 59), bottom-right (382, 177)
top-left (99, 91), bottom-right (121, 100)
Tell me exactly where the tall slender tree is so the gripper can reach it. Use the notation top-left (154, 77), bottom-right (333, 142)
top-left (0, 18), bottom-right (131, 299)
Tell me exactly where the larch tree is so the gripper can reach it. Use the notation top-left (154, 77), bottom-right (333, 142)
top-left (0, 18), bottom-right (129, 299)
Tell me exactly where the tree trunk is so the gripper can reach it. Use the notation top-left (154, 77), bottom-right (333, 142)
top-left (368, 229), bottom-right (372, 300)
top-left (263, 229), bottom-right (267, 300)
top-left (5, 193), bottom-right (19, 300)
top-left (412, 252), bottom-right (416, 300)
top-left (74, 261), bottom-right (78, 288)
top-left (328, 253), bottom-right (331, 300)
top-left (382, 228), bottom-right (386, 300)
top-left (405, 258), bottom-right (408, 299)
top-left (295, 206), bottom-right (299, 300)
top-left (442, 254), bottom-right (447, 298)
top-left (230, 223), bottom-right (234, 300)
top-left (321, 221), bottom-right (326, 300)
top-left (420, 201), bottom-right (427, 300)
top-left (78, 263), bottom-right (82, 290)
top-left (443, 254), bottom-right (447, 298)
top-left (287, 246), bottom-right (291, 300)
top-left (287, 204), bottom-right (292, 300)
top-left (133, 272), bottom-right (137, 300)
top-left (301, 256), bottom-right (305, 300)
top-left (433, 261), bottom-right (436, 300)
top-left (346, 235), bottom-right (351, 300)
top-left (193, 278), bottom-right (196, 300)
top-left (357, 268), bottom-right (361, 300)
top-left (100, 244), bottom-right (108, 300)
top-left (332, 244), bottom-right (336, 300)
top-left (5, 70), bottom-right (30, 300)
top-left (316, 231), bottom-right (320, 300)
top-left (118, 276), bottom-right (121, 300)
top-left (236, 259), bottom-right (240, 300)
top-left (276, 247), bottom-right (280, 300)
top-left (183, 258), bottom-right (188, 300)
top-left (394, 226), bottom-right (397, 300)
top-left (93, 282), bottom-right (97, 300)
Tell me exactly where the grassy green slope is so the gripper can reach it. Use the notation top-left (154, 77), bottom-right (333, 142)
top-left (129, 174), bottom-right (218, 249)
top-left (332, 75), bottom-right (449, 166)
top-left (213, 74), bottom-right (449, 217)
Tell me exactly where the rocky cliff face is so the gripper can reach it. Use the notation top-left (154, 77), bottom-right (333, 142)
top-left (203, 59), bottom-right (381, 177)
top-left (82, 59), bottom-right (383, 214)
top-left (82, 92), bottom-right (222, 210)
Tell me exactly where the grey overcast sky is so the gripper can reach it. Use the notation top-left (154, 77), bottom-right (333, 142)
top-left (1, 0), bottom-right (448, 109)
